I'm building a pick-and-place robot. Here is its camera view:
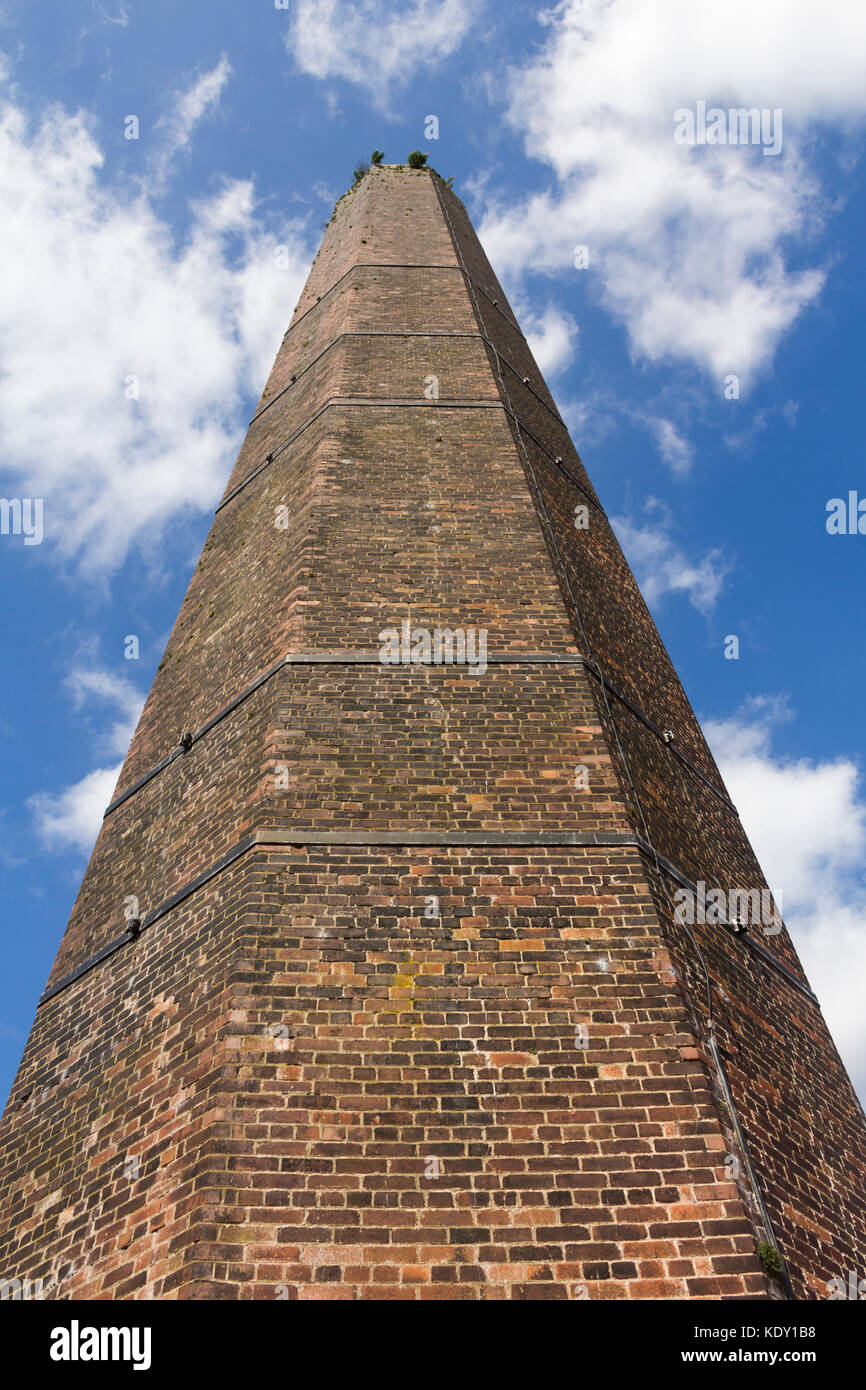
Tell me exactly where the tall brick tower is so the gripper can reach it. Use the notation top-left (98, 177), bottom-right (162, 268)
top-left (1, 165), bottom-right (864, 1303)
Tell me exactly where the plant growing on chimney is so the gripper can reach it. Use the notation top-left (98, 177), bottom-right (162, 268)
top-left (756, 1241), bottom-right (784, 1275)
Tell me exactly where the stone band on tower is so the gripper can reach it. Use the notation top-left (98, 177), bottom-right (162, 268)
top-left (1, 165), bottom-right (864, 1300)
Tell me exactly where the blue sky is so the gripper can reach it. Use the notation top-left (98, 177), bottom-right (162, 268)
top-left (1, 0), bottom-right (866, 1105)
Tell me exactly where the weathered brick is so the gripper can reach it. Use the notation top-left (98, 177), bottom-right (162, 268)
top-left (0, 165), bottom-right (863, 1302)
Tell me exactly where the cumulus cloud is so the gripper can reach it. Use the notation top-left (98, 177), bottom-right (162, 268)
top-left (0, 68), bottom-right (312, 576)
top-left (286, 0), bottom-right (480, 112)
top-left (150, 55), bottom-right (232, 191)
top-left (705, 697), bottom-right (866, 1102)
top-left (723, 397), bottom-right (800, 455)
top-left (27, 653), bottom-right (144, 854)
top-left (64, 662), bottom-right (144, 758)
top-left (642, 415), bottom-right (694, 476)
top-left (523, 302), bottom-right (578, 377)
top-left (612, 499), bottom-right (731, 614)
top-left (92, 3), bottom-right (132, 28)
top-left (479, 0), bottom-right (866, 385)
top-left (28, 765), bottom-right (120, 855)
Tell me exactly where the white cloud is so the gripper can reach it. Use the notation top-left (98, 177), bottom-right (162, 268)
top-left (723, 397), bottom-right (799, 455)
top-left (65, 662), bottom-right (144, 757)
top-left (94, 3), bottom-right (132, 26)
top-left (479, 0), bottom-right (866, 384)
top-left (612, 500), bottom-right (731, 613)
top-left (150, 55), bottom-right (232, 191)
top-left (642, 415), bottom-right (694, 476)
top-left (27, 653), bottom-right (144, 854)
top-left (0, 72), bottom-right (313, 575)
top-left (287, 0), bottom-right (480, 112)
top-left (705, 697), bottom-right (866, 1103)
top-left (28, 765), bottom-right (120, 855)
top-left (523, 301), bottom-right (578, 377)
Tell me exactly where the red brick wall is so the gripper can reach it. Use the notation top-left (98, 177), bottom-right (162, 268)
top-left (435, 176), bottom-right (866, 1297)
top-left (1, 166), bottom-right (863, 1300)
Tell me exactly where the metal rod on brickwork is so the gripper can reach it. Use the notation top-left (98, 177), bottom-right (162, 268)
top-left (431, 170), bottom-right (796, 1302)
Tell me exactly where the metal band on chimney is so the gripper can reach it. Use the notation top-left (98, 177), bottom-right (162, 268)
top-left (102, 650), bottom-right (733, 820)
top-left (38, 827), bottom-right (818, 1009)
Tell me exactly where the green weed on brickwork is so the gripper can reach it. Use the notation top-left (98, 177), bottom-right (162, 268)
top-left (757, 1241), bottom-right (784, 1275)
top-left (330, 154), bottom-right (455, 224)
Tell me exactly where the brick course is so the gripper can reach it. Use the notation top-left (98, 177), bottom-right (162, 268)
top-left (0, 166), bottom-right (863, 1299)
